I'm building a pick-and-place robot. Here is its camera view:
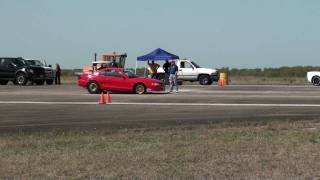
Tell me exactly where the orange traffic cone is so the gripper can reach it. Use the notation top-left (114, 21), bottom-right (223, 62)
top-left (106, 91), bottom-right (111, 104)
top-left (99, 92), bottom-right (105, 104)
top-left (219, 79), bottom-right (225, 87)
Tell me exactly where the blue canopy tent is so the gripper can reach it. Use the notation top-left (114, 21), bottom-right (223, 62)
top-left (136, 48), bottom-right (179, 75)
top-left (137, 48), bottom-right (179, 61)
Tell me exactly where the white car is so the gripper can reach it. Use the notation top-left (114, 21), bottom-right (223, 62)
top-left (157, 59), bottom-right (219, 85)
top-left (307, 71), bottom-right (320, 86)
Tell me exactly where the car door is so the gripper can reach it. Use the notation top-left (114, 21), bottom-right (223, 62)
top-left (176, 61), bottom-right (183, 79)
top-left (179, 61), bottom-right (197, 80)
top-left (0, 59), bottom-right (16, 79)
top-left (0, 58), bottom-right (6, 78)
top-left (99, 70), bottom-right (130, 91)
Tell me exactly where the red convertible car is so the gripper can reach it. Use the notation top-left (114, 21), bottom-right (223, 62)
top-left (77, 68), bottom-right (164, 94)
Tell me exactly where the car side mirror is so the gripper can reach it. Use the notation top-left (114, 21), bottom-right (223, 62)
top-left (122, 74), bottom-right (128, 79)
top-left (48, 64), bottom-right (52, 67)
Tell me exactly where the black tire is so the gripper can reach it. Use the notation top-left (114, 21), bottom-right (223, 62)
top-left (134, 83), bottom-right (146, 94)
top-left (87, 81), bottom-right (101, 94)
top-left (312, 76), bottom-right (320, 86)
top-left (35, 80), bottom-right (45, 85)
top-left (0, 80), bottom-right (8, 85)
top-left (15, 73), bottom-right (28, 85)
top-left (46, 80), bottom-right (54, 85)
top-left (199, 75), bottom-right (212, 85)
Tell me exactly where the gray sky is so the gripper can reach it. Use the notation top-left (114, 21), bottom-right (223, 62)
top-left (0, 0), bottom-right (319, 69)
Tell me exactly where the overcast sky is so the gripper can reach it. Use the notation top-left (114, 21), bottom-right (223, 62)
top-left (0, 0), bottom-right (319, 69)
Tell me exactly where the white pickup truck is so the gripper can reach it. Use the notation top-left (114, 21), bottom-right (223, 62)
top-left (156, 59), bottom-right (219, 85)
top-left (307, 71), bottom-right (320, 86)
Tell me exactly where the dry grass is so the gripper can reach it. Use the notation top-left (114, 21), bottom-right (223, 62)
top-left (60, 76), bottom-right (77, 84)
top-left (1, 120), bottom-right (320, 179)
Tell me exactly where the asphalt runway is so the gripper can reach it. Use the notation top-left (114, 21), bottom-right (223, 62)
top-left (0, 84), bottom-right (320, 132)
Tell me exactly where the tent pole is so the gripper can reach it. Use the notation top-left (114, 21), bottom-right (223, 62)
top-left (135, 60), bottom-right (138, 74)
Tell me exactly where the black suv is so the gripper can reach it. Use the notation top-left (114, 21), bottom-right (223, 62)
top-left (24, 59), bottom-right (55, 85)
top-left (0, 57), bottom-right (46, 85)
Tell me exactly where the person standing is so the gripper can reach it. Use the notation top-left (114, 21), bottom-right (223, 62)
top-left (147, 60), bottom-right (160, 78)
top-left (111, 59), bottom-right (118, 68)
top-left (97, 63), bottom-right (108, 70)
top-left (169, 60), bottom-right (179, 93)
top-left (163, 60), bottom-right (171, 85)
top-left (55, 63), bottom-right (61, 85)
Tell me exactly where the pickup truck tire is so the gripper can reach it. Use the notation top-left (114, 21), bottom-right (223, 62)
top-left (15, 73), bottom-right (28, 86)
top-left (87, 81), bottom-right (101, 94)
top-left (0, 80), bottom-right (8, 85)
top-left (46, 80), bottom-right (54, 85)
top-left (199, 75), bottom-right (212, 85)
top-left (134, 83), bottom-right (146, 94)
top-left (312, 76), bottom-right (320, 86)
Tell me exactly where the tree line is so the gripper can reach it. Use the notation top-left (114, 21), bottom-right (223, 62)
top-left (60, 66), bottom-right (320, 78)
top-left (220, 66), bottom-right (320, 78)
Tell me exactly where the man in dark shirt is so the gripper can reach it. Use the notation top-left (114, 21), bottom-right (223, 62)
top-left (169, 60), bottom-right (179, 93)
top-left (111, 59), bottom-right (118, 68)
top-left (55, 63), bottom-right (61, 85)
top-left (162, 60), bottom-right (171, 85)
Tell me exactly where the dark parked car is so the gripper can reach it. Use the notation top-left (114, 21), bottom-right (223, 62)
top-left (0, 57), bottom-right (46, 85)
top-left (24, 59), bottom-right (55, 85)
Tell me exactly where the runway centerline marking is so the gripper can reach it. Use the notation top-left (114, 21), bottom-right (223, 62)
top-left (0, 101), bottom-right (320, 107)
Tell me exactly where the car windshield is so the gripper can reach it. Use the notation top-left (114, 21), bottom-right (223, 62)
top-left (124, 70), bottom-right (137, 78)
top-left (191, 61), bottom-right (201, 68)
top-left (25, 60), bottom-right (44, 66)
top-left (105, 55), bottom-right (126, 68)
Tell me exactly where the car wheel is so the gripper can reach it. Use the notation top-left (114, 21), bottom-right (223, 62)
top-left (199, 75), bottom-right (212, 85)
top-left (87, 81), bottom-right (101, 94)
top-left (134, 83), bottom-right (145, 94)
top-left (46, 80), bottom-right (54, 85)
top-left (312, 76), bottom-right (320, 86)
top-left (35, 80), bottom-right (45, 85)
top-left (15, 73), bottom-right (28, 85)
top-left (0, 80), bottom-right (8, 85)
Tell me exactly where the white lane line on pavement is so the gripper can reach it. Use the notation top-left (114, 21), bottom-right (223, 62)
top-left (0, 101), bottom-right (97, 105)
top-left (113, 102), bottom-right (320, 107)
top-left (0, 101), bottom-right (320, 107)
